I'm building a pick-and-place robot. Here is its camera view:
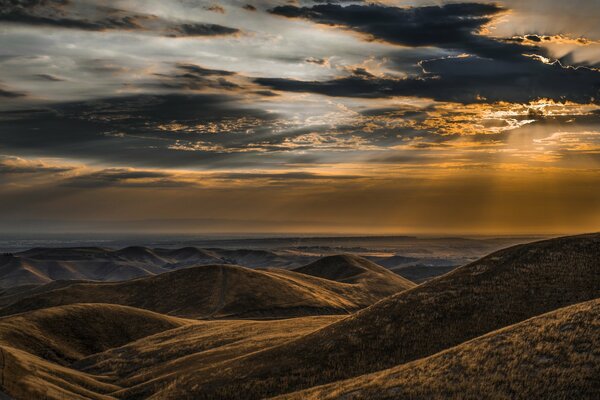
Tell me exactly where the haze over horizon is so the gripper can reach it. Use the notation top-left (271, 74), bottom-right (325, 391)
top-left (1, 0), bottom-right (600, 235)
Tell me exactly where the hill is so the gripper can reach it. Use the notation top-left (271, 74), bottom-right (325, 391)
top-left (0, 247), bottom-right (318, 288)
top-left (391, 264), bottom-right (458, 283)
top-left (0, 304), bottom-right (190, 365)
top-left (278, 298), bottom-right (600, 399)
top-left (292, 254), bottom-right (415, 299)
top-left (0, 303), bottom-right (193, 400)
top-left (0, 260), bottom-right (414, 319)
top-left (147, 233), bottom-right (600, 399)
top-left (0, 307), bottom-right (339, 400)
top-left (0, 252), bottom-right (165, 288)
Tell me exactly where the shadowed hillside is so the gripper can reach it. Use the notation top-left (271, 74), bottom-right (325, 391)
top-left (0, 304), bottom-right (190, 365)
top-left (0, 259), bottom-right (414, 319)
top-left (0, 304), bottom-right (194, 400)
top-left (0, 309), bottom-right (339, 400)
top-left (147, 234), bottom-right (600, 399)
top-left (278, 298), bottom-right (600, 400)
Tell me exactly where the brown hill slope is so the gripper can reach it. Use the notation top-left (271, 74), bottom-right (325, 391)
top-left (278, 298), bottom-right (600, 400)
top-left (0, 303), bottom-right (194, 400)
top-left (0, 246), bottom-right (317, 288)
top-left (0, 253), bottom-right (165, 288)
top-left (0, 261), bottom-right (412, 319)
top-left (0, 345), bottom-right (118, 400)
top-left (0, 311), bottom-right (339, 400)
top-left (294, 254), bottom-right (414, 288)
top-left (76, 316), bottom-right (342, 395)
top-left (148, 233), bottom-right (600, 399)
top-left (0, 304), bottom-right (190, 365)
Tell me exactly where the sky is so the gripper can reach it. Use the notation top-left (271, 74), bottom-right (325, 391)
top-left (0, 0), bottom-right (599, 235)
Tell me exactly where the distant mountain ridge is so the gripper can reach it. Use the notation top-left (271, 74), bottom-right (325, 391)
top-left (0, 247), bottom-right (318, 288)
top-left (0, 257), bottom-right (415, 319)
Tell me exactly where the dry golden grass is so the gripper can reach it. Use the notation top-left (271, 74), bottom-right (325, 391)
top-left (149, 234), bottom-right (600, 399)
top-left (0, 345), bottom-right (118, 400)
top-left (0, 258), bottom-right (413, 319)
top-left (78, 316), bottom-right (341, 399)
top-left (0, 304), bottom-right (191, 365)
top-left (277, 298), bottom-right (600, 400)
top-left (0, 303), bottom-right (194, 400)
top-left (0, 305), bottom-right (339, 400)
top-left (0, 235), bottom-right (598, 400)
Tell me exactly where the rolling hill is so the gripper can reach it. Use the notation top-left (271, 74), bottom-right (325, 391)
top-left (0, 258), bottom-right (414, 319)
top-left (143, 233), bottom-right (600, 399)
top-left (0, 247), bottom-right (318, 288)
top-left (0, 304), bottom-right (190, 365)
top-left (0, 303), bottom-right (193, 400)
top-left (277, 298), bottom-right (600, 400)
top-left (0, 305), bottom-right (339, 400)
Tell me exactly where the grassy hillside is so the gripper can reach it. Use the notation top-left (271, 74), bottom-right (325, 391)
top-left (78, 316), bottom-right (341, 397)
top-left (0, 260), bottom-right (413, 319)
top-left (0, 304), bottom-right (190, 365)
top-left (149, 233), bottom-right (600, 399)
top-left (0, 246), bottom-right (319, 288)
top-left (278, 298), bottom-right (600, 400)
top-left (0, 308), bottom-right (339, 400)
top-left (0, 303), bottom-right (194, 400)
top-left (293, 254), bottom-right (414, 290)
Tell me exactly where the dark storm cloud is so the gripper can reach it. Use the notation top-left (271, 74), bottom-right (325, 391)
top-left (0, 0), bottom-right (240, 37)
top-left (269, 3), bottom-right (504, 53)
top-left (257, 55), bottom-right (600, 104)
top-left (0, 94), bottom-right (281, 168)
top-left (0, 85), bottom-right (25, 98)
top-left (167, 23), bottom-right (239, 37)
top-left (258, 2), bottom-right (600, 104)
top-left (0, 0), bottom-right (151, 31)
top-left (153, 64), bottom-right (240, 91)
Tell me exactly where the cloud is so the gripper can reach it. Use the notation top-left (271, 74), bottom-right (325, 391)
top-left (0, 93), bottom-right (282, 168)
top-left (61, 168), bottom-right (193, 188)
top-left (419, 55), bottom-right (600, 103)
top-left (0, 0), bottom-right (240, 37)
top-left (0, 83), bottom-right (25, 98)
top-left (256, 3), bottom-right (600, 104)
top-left (0, 155), bottom-right (73, 174)
top-left (153, 64), bottom-right (240, 91)
top-left (167, 23), bottom-right (239, 37)
top-left (269, 3), bottom-right (505, 53)
top-left (34, 73), bottom-right (64, 81)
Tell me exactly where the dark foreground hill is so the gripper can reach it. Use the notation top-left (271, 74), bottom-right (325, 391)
top-left (0, 304), bottom-right (189, 365)
top-left (0, 305), bottom-right (339, 400)
top-left (0, 258), bottom-right (414, 319)
top-left (142, 233), bottom-right (600, 399)
top-left (0, 303), bottom-right (193, 400)
top-left (278, 298), bottom-right (600, 400)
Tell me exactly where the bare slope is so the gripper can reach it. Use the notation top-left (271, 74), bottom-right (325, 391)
top-left (0, 261), bottom-right (413, 319)
top-left (149, 233), bottom-right (600, 399)
top-left (278, 298), bottom-right (600, 400)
